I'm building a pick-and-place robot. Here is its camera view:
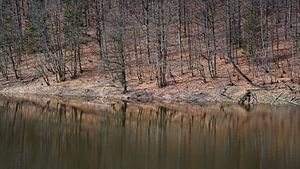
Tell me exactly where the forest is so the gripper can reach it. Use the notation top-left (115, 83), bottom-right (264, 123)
top-left (0, 0), bottom-right (300, 94)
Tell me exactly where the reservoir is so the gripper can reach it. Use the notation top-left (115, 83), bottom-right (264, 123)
top-left (0, 96), bottom-right (299, 169)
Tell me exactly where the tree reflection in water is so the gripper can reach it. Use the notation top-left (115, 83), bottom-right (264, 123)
top-left (0, 97), bottom-right (299, 169)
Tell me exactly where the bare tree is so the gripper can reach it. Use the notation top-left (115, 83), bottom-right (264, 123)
top-left (155, 0), bottom-right (167, 88)
top-left (105, 0), bottom-right (128, 93)
top-left (64, 0), bottom-right (85, 79)
top-left (48, 0), bottom-right (66, 82)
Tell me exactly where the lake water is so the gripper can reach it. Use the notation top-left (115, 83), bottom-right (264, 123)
top-left (0, 96), bottom-right (299, 169)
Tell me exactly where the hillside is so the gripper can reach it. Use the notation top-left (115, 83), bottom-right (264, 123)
top-left (0, 0), bottom-right (300, 104)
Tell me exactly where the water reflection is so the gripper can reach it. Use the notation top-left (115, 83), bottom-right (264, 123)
top-left (0, 97), bottom-right (299, 169)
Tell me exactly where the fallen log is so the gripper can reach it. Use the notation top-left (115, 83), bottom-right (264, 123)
top-left (291, 97), bottom-right (300, 102)
top-left (220, 86), bottom-right (234, 100)
top-left (277, 98), bottom-right (300, 106)
top-left (271, 93), bottom-right (283, 105)
top-left (283, 82), bottom-right (294, 91)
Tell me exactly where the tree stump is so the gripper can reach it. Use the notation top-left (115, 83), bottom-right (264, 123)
top-left (238, 90), bottom-right (258, 105)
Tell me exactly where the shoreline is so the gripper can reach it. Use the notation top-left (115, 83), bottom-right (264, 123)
top-left (1, 82), bottom-right (299, 106)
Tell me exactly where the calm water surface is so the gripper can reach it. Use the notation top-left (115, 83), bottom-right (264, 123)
top-left (0, 96), bottom-right (299, 169)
